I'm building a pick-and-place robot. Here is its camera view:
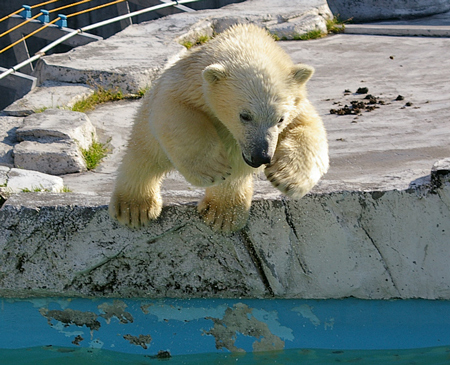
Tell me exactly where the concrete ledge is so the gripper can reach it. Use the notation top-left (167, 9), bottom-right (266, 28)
top-left (327, 0), bottom-right (450, 22)
top-left (345, 24), bottom-right (450, 37)
top-left (0, 161), bottom-right (449, 299)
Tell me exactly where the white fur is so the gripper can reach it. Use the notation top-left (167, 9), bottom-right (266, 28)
top-left (109, 24), bottom-right (329, 232)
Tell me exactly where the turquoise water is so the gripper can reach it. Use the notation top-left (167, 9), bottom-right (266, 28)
top-left (2, 346), bottom-right (450, 364)
top-left (2, 298), bottom-right (450, 363)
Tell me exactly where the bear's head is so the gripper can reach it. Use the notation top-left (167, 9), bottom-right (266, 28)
top-left (202, 62), bottom-right (314, 168)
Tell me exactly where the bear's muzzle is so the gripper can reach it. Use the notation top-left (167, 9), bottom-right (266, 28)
top-left (242, 151), bottom-right (272, 168)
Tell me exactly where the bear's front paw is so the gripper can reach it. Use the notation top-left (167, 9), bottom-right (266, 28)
top-left (265, 163), bottom-right (312, 199)
top-left (198, 198), bottom-right (249, 233)
top-left (109, 192), bottom-right (162, 228)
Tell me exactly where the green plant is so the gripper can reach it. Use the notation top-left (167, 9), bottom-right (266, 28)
top-left (72, 87), bottom-right (125, 113)
top-left (34, 106), bottom-right (50, 113)
top-left (20, 184), bottom-right (51, 193)
top-left (136, 86), bottom-right (149, 98)
top-left (60, 185), bottom-right (72, 193)
top-left (181, 34), bottom-right (212, 49)
top-left (296, 29), bottom-right (326, 41)
top-left (81, 139), bottom-right (108, 170)
top-left (326, 16), bottom-right (348, 34)
top-left (271, 33), bottom-right (280, 41)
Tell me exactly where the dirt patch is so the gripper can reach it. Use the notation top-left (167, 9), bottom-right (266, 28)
top-left (329, 88), bottom-right (412, 117)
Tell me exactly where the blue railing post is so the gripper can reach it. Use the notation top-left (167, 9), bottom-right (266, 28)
top-left (38, 9), bottom-right (50, 23)
top-left (20, 5), bottom-right (32, 19)
top-left (56, 14), bottom-right (67, 28)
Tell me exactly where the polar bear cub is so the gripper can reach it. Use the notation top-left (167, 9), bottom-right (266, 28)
top-left (109, 24), bottom-right (329, 233)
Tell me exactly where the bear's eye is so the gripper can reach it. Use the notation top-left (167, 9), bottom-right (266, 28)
top-left (278, 117), bottom-right (284, 124)
top-left (240, 112), bottom-right (253, 123)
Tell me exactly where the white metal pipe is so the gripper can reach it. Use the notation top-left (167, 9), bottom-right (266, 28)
top-left (0, 0), bottom-right (201, 81)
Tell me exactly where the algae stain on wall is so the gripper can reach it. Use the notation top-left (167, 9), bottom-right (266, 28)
top-left (204, 303), bottom-right (285, 353)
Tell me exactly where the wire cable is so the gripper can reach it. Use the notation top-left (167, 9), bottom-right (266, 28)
top-left (65, 0), bottom-right (126, 18)
top-left (0, 0), bottom-right (61, 25)
top-left (0, 8), bottom-right (25, 25)
top-left (0, 17), bottom-right (60, 55)
top-left (30, 0), bottom-right (61, 9)
top-left (48, 0), bottom-right (92, 14)
top-left (0, 12), bottom-right (44, 40)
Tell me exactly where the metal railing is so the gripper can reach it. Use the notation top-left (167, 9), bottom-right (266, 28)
top-left (0, 0), bottom-right (201, 81)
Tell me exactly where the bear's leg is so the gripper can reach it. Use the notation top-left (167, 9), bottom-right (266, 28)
top-left (150, 100), bottom-right (232, 187)
top-left (197, 174), bottom-right (253, 233)
top-left (265, 105), bottom-right (329, 199)
top-left (109, 117), bottom-right (172, 228)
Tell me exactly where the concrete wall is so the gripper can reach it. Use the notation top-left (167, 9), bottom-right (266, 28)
top-left (1, 163), bottom-right (449, 300)
top-left (328, 0), bottom-right (450, 22)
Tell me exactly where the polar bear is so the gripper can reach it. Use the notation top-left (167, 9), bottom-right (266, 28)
top-left (109, 24), bottom-right (328, 233)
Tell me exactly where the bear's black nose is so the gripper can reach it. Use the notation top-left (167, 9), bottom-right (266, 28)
top-left (242, 152), bottom-right (271, 168)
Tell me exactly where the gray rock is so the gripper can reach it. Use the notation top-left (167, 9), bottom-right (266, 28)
top-left (14, 140), bottom-right (87, 175)
top-left (0, 166), bottom-right (8, 186)
top-left (0, 116), bottom-right (24, 167)
top-left (269, 14), bottom-right (328, 40)
top-left (3, 81), bottom-right (94, 117)
top-left (16, 109), bottom-right (97, 150)
top-left (3, 168), bottom-right (64, 193)
top-left (12, 109), bottom-right (97, 175)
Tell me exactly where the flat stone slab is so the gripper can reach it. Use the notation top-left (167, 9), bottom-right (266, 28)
top-left (13, 140), bottom-right (87, 175)
top-left (3, 81), bottom-right (94, 117)
top-left (0, 116), bottom-right (23, 167)
top-left (33, 0), bottom-right (332, 93)
top-left (344, 23), bottom-right (450, 37)
top-left (1, 167), bottom-right (64, 193)
top-left (327, 0), bottom-right (450, 22)
top-left (16, 109), bottom-right (96, 150)
top-left (12, 109), bottom-right (96, 175)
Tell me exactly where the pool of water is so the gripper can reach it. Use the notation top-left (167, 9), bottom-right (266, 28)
top-left (1, 298), bottom-right (450, 362)
top-left (2, 346), bottom-right (450, 364)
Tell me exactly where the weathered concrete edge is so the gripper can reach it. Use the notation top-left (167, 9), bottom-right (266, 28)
top-left (344, 24), bottom-right (450, 37)
top-left (0, 160), bottom-right (449, 300)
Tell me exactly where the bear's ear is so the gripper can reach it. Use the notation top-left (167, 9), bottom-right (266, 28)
top-left (203, 64), bottom-right (227, 84)
top-left (291, 64), bottom-right (315, 85)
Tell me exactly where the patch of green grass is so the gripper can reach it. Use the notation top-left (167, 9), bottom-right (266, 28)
top-left (60, 185), bottom-right (72, 193)
top-left (20, 185), bottom-right (72, 193)
top-left (21, 185), bottom-right (50, 193)
top-left (271, 33), bottom-right (281, 41)
top-left (295, 29), bottom-right (326, 40)
top-left (34, 106), bottom-right (50, 113)
top-left (326, 15), bottom-right (348, 34)
top-left (181, 34), bottom-right (212, 49)
top-left (72, 87), bottom-right (125, 113)
top-left (71, 86), bottom-right (149, 112)
top-left (81, 139), bottom-right (108, 170)
top-left (136, 87), bottom-right (149, 98)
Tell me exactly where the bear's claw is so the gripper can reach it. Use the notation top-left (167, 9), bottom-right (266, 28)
top-left (198, 199), bottom-right (249, 233)
top-left (109, 192), bottom-right (162, 228)
top-left (265, 164), bottom-right (311, 199)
